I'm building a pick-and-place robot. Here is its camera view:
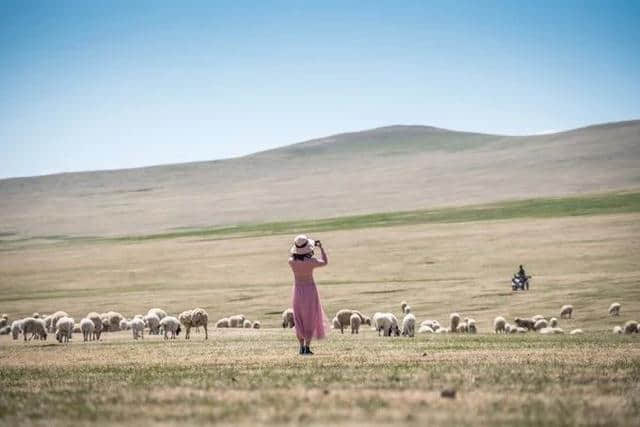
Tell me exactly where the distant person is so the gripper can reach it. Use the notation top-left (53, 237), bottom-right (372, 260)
top-left (288, 235), bottom-right (329, 355)
top-left (516, 264), bottom-right (530, 290)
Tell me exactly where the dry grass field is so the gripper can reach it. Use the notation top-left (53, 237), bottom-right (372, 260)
top-left (1, 192), bottom-right (639, 426)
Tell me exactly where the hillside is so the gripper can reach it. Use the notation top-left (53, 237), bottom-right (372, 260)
top-left (1, 120), bottom-right (639, 238)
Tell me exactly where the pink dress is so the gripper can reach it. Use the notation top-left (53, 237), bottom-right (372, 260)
top-left (289, 256), bottom-right (329, 341)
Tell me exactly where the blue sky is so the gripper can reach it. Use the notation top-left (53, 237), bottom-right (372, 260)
top-left (1, 1), bottom-right (639, 178)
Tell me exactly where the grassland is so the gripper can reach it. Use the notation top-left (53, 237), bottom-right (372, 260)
top-left (1, 192), bottom-right (639, 426)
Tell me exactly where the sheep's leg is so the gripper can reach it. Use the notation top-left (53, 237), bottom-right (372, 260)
top-left (204, 324), bottom-right (208, 340)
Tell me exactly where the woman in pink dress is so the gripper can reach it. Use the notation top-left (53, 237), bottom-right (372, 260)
top-left (289, 234), bottom-right (329, 355)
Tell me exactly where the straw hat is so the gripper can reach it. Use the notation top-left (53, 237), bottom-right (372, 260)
top-left (290, 234), bottom-right (315, 255)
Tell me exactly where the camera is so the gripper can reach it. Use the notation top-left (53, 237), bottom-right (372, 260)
top-left (314, 239), bottom-right (322, 247)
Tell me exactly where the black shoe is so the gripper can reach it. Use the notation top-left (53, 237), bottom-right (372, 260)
top-left (299, 345), bottom-right (306, 355)
top-left (304, 346), bottom-right (313, 355)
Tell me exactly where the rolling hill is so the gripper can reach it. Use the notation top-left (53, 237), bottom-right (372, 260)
top-left (1, 120), bottom-right (639, 238)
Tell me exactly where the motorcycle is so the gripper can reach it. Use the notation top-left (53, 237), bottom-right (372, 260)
top-left (511, 275), bottom-right (531, 291)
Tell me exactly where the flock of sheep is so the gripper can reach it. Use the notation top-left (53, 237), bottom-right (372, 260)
top-left (1, 301), bottom-right (637, 344)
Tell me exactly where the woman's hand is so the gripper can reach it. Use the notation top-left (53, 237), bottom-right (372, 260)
top-left (315, 239), bottom-right (322, 248)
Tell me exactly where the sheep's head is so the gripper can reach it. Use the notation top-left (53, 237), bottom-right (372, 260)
top-left (364, 317), bottom-right (371, 326)
top-left (393, 325), bottom-right (401, 336)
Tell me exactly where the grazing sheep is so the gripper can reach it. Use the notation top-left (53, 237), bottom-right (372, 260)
top-left (400, 301), bottom-right (408, 313)
top-left (282, 309), bottom-right (295, 328)
top-left (534, 319), bottom-right (549, 331)
top-left (373, 313), bottom-right (400, 337)
top-left (332, 316), bottom-right (341, 330)
top-left (569, 329), bottom-right (583, 335)
top-left (0, 326), bottom-right (10, 335)
top-left (549, 317), bottom-right (558, 328)
top-left (119, 319), bottom-right (130, 331)
top-left (179, 308), bottom-right (209, 339)
top-left (560, 304), bottom-right (573, 319)
top-left (352, 310), bottom-right (371, 326)
top-left (623, 320), bottom-right (638, 334)
top-left (335, 309), bottom-right (370, 333)
top-left (456, 321), bottom-right (468, 333)
top-left (147, 308), bottom-right (167, 321)
top-left (229, 314), bottom-right (245, 328)
top-left (350, 313), bottom-right (362, 334)
top-left (401, 313), bottom-right (416, 337)
top-left (106, 311), bottom-right (125, 332)
top-left (87, 312), bottom-right (103, 340)
top-left (55, 317), bottom-right (74, 343)
top-left (514, 317), bottom-right (535, 330)
top-left (449, 313), bottom-right (461, 333)
top-left (130, 317), bottom-right (145, 340)
top-left (143, 313), bottom-right (161, 335)
top-left (613, 325), bottom-right (623, 334)
top-left (467, 318), bottom-right (477, 334)
top-left (418, 324), bottom-right (434, 334)
top-left (11, 320), bottom-right (22, 340)
top-left (252, 321), bottom-right (261, 329)
top-left (216, 318), bottom-right (230, 328)
top-left (100, 313), bottom-right (110, 332)
top-left (159, 316), bottom-right (181, 339)
top-left (243, 319), bottom-right (252, 328)
top-left (608, 303), bottom-right (621, 317)
top-left (79, 318), bottom-right (95, 342)
top-left (493, 316), bottom-right (507, 334)
top-left (49, 311), bottom-right (69, 332)
top-left (403, 305), bottom-right (411, 314)
top-left (21, 318), bottom-right (47, 341)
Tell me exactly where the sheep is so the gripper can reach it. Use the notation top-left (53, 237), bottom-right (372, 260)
top-left (332, 316), bottom-right (341, 330)
top-left (228, 314), bottom-right (245, 328)
top-left (373, 313), bottom-right (400, 337)
top-left (401, 313), bottom-right (416, 337)
top-left (44, 315), bottom-right (52, 332)
top-left (421, 320), bottom-right (440, 331)
top-left (216, 318), bottom-right (230, 328)
top-left (549, 317), bottom-right (558, 328)
top-left (178, 308), bottom-right (209, 339)
top-left (623, 320), bottom-right (638, 334)
top-left (515, 327), bottom-right (528, 333)
top-left (87, 312), bottom-right (103, 340)
top-left (55, 316), bottom-right (74, 343)
top-left (21, 317), bottom-right (48, 341)
top-left (335, 309), bottom-right (370, 333)
top-left (539, 327), bottom-right (564, 335)
top-left (534, 319), bottom-right (549, 331)
top-left (569, 329), bottom-right (583, 335)
top-left (79, 318), bottom-right (95, 342)
top-left (282, 309), bottom-right (295, 328)
top-left (159, 316), bottom-right (181, 339)
top-left (350, 313), bottom-right (362, 334)
top-left (49, 311), bottom-right (69, 332)
top-left (400, 301), bottom-right (408, 313)
top-left (0, 315), bottom-right (8, 329)
top-left (11, 320), bottom-right (22, 340)
top-left (532, 315), bottom-right (546, 323)
top-left (243, 319), bottom-right (252, 328)
top-left (613, 325), bottom-right (623, 334)
top-left (147, 308), bottom-right (167, 321)
top-left (403, 305), bottom-right (411, 314)
top-left (418, 324), bottom-right (434, 334)
top-left (514, 317), bottom-right (535, 330)
top-left (493, 316), bottom-right (507, 334)
top-left (106, 311), bottom-right (125, 331)
top-left (0, 326), bottom-right (10, 335)
top-left (143, 313), bottom-right (161, 335)
top-left (560, 304), bottom-right (573, 319)
top-left (608, 303), bottom-right (621, 317)
top-left (456, 321), bottom-right (468, 333)
top-left (252, 321), bottom-right (261, 329)
top-left (467, 318), bottom-right (477, 334)
top-left (119, 319), bottom-right (130, 331)
top-left (130, 317), bottom-right (145, 340)
top-left (449, 313), bottom-right (461, 333)
top-left (435, 327), bottom-right (449, 334)
top-left (504, 323), bottom-right (513, 334)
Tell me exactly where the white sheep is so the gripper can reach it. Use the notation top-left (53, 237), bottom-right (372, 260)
top-left (80, 318), bottom-right (95, 342)
top-left (87, 312), bottom-right (103, 340)
top-left (10, 320), bottom-right (22, 340)
top-left (449, 313), bottom-right (461, 333)
top-left (106, 311), bottom-right (125, 331)
top-left (569, 329), bottom-right (583, 335)
top-left (119, 319), bottom-right (130, 331)
top-left (243, 319), bottom-right (252, 328)
top-left (418, 324), bottom-right (434, 334)
top-left (534, 319), bottom-right (549, 331)
top-left (549, 317), bottom-right (558, 328)
top-left (401, 313), bottom-right (416, 337)
top-left (147, 308), bottom-right (167, 321)
top-left (613, 325), bottom-right (623, 334)
top-left (21, 318), bottom-right (48, 341)
top-left (539, 327), bottom-right (564, 335)
top-left (373, 312), bottom-right (400, 336)
top-left (421, 320), bottom-right (440, 331)
top-left (44, 315), bottom-right (53, 332)
top-left (49, 311), bottom-right (69, 332)
top-left (179, 308), bottom-right (209, 339)
top-left (335, 309), bottom-right (370, 333)
top-left (623, 320), bottom-right (638, 334)
top-left (281, 309), bottom-right (294, 328)
top-left (143, 313), bottom-right (161, 335)
top-left (560, 304), bottom-right (573, 319)
top-left (350, 313), bottom-right (361, 334)
top-left (229, 314), bottom-right (245, 328)
top-left (493, 316), bottom-right (506, 334)
top-left (467, 318), bottom-right (477, 334)
top-left (252, 321), bottom-right (261, 329)
top-left (130, 317), bottom-right (145, 340)
top-left (608, 303), bottom-right (621, 317)
top-left (159, 316), bottom-right (181, 339)
top-left (55, 316), bottom-right (74, 343)
top-left (216, 318), bottom-right (230, 328)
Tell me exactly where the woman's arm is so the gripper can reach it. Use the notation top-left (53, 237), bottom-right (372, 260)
top-left (315, 245), bottom-right (328, 267)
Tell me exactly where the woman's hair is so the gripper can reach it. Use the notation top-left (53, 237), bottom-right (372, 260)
top-left (292, 251), bottom-right (313, 261)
